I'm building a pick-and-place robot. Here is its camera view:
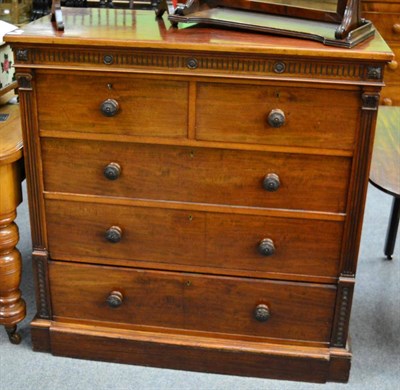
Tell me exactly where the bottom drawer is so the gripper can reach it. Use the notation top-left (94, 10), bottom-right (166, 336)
top-left (49, 261), bottom-right (336, 344)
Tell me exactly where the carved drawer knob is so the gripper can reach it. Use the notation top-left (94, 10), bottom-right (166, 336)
top-left (106, 291), bottom-right (124, 308)
top-left (104, 162), bottom-right (121, 180)
top-left (267, 109), bottom-right (285, 128)
top-left (254, 304), bottom-right (270, 322)
top-left (393, 24), bottom-right (400, 34)
top-left (105, 226), bottom-right (123, 243)
top-left (383, 98), bottom-right (393, 106)
top-left (258, 238), bottom-right (275, 256)
top-left (263, 173), bottom-right (280, 192)
top-left (388, 60), bottom-right (398, 71)
top-left (100, 98), bottom-right (119, 117)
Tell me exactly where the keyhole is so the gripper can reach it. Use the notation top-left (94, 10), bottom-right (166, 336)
top-left (107, 83), bottom-right (113, 90)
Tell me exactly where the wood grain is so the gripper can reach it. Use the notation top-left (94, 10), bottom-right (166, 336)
top-left (49, 261), bottom-right (336, 343)
top-left (41, 138), bottom-right (351, 213)
top-left (44, 198), bottom-right (344, 279)
top-left (195, 82), bottom-right (359, 150)
top-left (36, 71), bottom-right (188, 137)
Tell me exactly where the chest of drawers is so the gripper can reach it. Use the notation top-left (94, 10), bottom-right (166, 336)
top-left (5, 8), bottom-right (393, 383)
top-left (362, 0), bottom-right (400, 106)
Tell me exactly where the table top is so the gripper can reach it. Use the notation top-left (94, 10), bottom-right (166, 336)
top-left (4, 8), bottom-right (393, 61)
top-left (369, 106), bottom-right (400, 198)
top-left (0, 103), bottom-right (23, 165)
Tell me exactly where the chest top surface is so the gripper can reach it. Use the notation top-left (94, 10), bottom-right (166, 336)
top-left (4, 8), bottom-right (393, 62)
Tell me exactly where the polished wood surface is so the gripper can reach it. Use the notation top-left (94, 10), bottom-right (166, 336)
top-left (44, 198), bottom-right (344, 280)
top-left (0, 102), bottom-right (26, 344)
top-left (6, 8), bottom-right (393, 383)
top-left (5, 8), bottom-right (392, 60)
top-left (49, 261), bottom-right (337, 344)
top-left (370, 106), bottom-right (400, 197)
top-left (41, 138), bottom-right (351, 213)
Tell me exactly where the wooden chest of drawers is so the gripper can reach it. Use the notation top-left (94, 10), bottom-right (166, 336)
top-left (5, 8), bottom-right (393, 383)
top-left (362, 0), bottom-right (400, 106)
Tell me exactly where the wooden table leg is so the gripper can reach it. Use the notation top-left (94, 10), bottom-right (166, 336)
top-left (384, 197), bottom-right (400, 260)
top-left (0, 159), bottom-right (26, 344)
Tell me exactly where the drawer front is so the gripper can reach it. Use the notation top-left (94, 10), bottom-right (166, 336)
top-left (36, 71), bottom-right (188, 138)
top-left (49, 261), bottom-right (337, 343)
top-left (45, 199), bottom-right (343, 278)
top-left (363, 12), bottom-right (400, 42)
top-left (42, 138), bottom-right (351, 213)
top-left (195, 82), bottom-right (359, 150)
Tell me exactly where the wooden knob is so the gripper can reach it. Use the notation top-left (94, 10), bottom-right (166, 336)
top-left (393, 24), bottom-right (400, 34)
top-left (100, 98), bottom-right (119, 117)
top-left (383, 98), bottom-right (393, 106)
top-left (105, 226), bottom-right (123, 243)
top-left (104, 162), bottom-right (121, 180)
top-left (263, 173), bottom-right (280, 192)
top-left (388, 60), bottom-right (398, 71)
top-left (258, 238), bottom-right (275, 256)
top-left (267, 109), bottom-right (285, 128)
top-left (254, 304), bottom-right (270, 322)
top-left (106, 291), bottom-right (124, 308)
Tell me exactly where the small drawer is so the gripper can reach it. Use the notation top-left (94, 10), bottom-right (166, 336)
top-left (49, 261), bottom-right (337, 343)
top-left (45, 199), bottom-right (344, 279)
top-left (41, 138), bottom-right (351, 213)
top-left (36, 70), bottom-right (188, 138)
top-left (195, 82), bottom-right (359, 150)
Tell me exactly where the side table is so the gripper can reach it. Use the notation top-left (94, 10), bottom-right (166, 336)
top-left (369, 106), bottom-right (400, 260)
top-left (0, 101), bottom-right (26, 344)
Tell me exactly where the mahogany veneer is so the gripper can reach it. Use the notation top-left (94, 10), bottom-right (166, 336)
top-left (5, 8), bottom-right (393, 383)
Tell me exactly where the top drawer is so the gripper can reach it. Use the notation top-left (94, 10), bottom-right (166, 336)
top-left (195, 82), bottom-right (360, 150)
top-left (36, 71), bottom-right (188, 138)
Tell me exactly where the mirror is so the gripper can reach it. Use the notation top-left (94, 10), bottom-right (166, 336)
top-left (155, 0), bottom-right (374, 48)
top-left (257, 1), bottom-right (338, 13)
top-left (207, 0), bottom-right (350, 23)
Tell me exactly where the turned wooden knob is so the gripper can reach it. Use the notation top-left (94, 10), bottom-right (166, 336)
top-left (104, 162), bottom-right (121, 180)
top-left (263, 173), bottom-right (280, 192)
top-left (258, 238), bottom-right (275, 256)
top-left (106, 291), bottom-right (124, 308)
top-left (105, 226), bottom-right (123, 243)
top-left (100, 98), bottom-right (119, 117)
top-left (383, 98), bottom-right (393, 106)
top-left (393, 24), bottom-right (400, 34)
top-left (267, 109), bottom-right (285, 128)
top-left (388, 60), bottom-right (398, 71)
top-left (254, 304), bottom-right (270, 322)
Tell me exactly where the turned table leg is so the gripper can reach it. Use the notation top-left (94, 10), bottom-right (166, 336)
top-left (384, 197), bottom-right (400, 260)
top-left (0, 159), bottom-right (26, 344)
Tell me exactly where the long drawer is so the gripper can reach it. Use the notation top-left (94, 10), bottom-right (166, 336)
top-left (195, 82), bottom-right (360, 150)
top-left (45, 199), bottom-right (344, 278)
top-left (41, 138), bottom-right (351, 213)
top-left (49, 261), bottom-right (337, 344)
top-left (36, 71), bottom-right (188, 138)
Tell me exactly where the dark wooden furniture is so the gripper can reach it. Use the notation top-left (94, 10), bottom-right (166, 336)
top-left (369, 106), bottom-right (400, 260)
top-left (5, 8), bottom-right (393, 383)
top-left (0, 100), bottom-right (26, 344)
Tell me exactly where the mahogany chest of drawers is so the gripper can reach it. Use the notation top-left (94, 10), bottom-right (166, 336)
top-left (5, 8), bottom-right (393, 383)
